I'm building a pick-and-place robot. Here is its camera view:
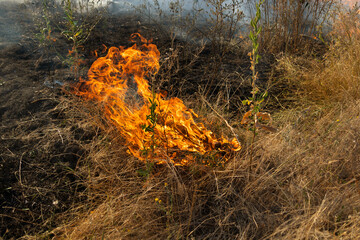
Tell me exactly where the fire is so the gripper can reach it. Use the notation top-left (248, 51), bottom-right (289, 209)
top-left (76, 33), bottom-right (240, 166)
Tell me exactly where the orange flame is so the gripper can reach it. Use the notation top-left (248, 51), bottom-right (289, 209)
top-left (76, 33), bottom-right (240, 166)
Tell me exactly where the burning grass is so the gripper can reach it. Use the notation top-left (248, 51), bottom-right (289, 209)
top-left (74, 33), bottom-right (240, 166)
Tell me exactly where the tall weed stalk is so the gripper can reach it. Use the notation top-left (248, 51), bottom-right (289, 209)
top-left (242, 0), bottom-right (275, 176)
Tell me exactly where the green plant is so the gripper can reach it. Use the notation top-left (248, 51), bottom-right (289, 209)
top-left (241, 0), bottom-right (275, 175)
top-left (141, 89), bottom-right (159, 154)
top-left (35, 0), bottom-right (58, 75)
top-left (61, 0), bottom-right (101, 78)
top-left (61, 0), bottom-right (84, 78)
top-left (137, 161), bottom-right (154, 178)
top-left (139, 89), bottom-right (159, 177)
top-left (35, 0), bottom-right (55, 48)
top-left (34, 0), bottom-right (101, 78)
top-left (248, 0), bottom-right (263, 98)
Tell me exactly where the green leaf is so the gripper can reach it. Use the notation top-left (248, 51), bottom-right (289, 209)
top-left (242, 99), bottom-right (250, 105)
top-left (250, 19), bottom-right (255, 28)
top-left (257, 26), bottom-right (262, 35)
top-left (249, 31), bottom-right (254, 40)
top-left (74, 30), bottom-right (82, 38)
top-left (137, 169), bottom-right (150, 177)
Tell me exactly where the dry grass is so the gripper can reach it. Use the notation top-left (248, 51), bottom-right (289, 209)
top-left (247, 0), bottom-right (336, 54)
top-left (45, 71), bottom-right (360, 239)
top-left (277, 5), bottom-right (360, 103)
top-left (19, 3), bottom-right (360, 240)
top-left (42, 95), bottom-right (360, 239)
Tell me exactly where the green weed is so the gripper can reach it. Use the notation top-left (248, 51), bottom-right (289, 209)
top-left (241, 0), bottom-right (275, 176)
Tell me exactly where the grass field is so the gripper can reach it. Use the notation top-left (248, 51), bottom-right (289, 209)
top-left (0, 0), bottom-right (359, 239)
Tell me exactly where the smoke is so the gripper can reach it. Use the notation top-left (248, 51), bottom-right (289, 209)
top-left (0, 0), bottom-right (356, 48)
top-left (0, 0), bottom-right (26, 47)
top-left (107, 0), bottom-right (247, 19)
top-left (107, 0), bottom-right (208, 14)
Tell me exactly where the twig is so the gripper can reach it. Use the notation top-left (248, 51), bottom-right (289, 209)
top-left (0, 213), bottom-right (40, 225)
top-left (5, 147), bottom-right (16, 156)
top-left (200, 95), bottom-right (240, 145)
top-left (18, 152), bottom-right (25, 186)
top-left (57, 129), bottom-right (64, 144)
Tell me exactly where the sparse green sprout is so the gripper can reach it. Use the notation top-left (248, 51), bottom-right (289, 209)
top-left (36, 0), bottom-right (55, 47)
top-left (141, 89), bottom-right (159, 154)
top-left (241, 0), bottom-right (276, 176)
top-left (139, 89), bottom-right (159, 178)
top-left (249, 0), bottom-right (264, 65)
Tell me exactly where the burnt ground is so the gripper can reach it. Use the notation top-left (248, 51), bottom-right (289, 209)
top-left (0, 3), bottom-right (85, 239)
top-left (0, 3), bottom-right (155, 239)
top-left (0, 2), bottom-right (274, 239)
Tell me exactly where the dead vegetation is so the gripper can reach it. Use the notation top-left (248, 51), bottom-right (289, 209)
top-left (37, 98), bottom-right (360, 239)
top-left (1, 0), bottom-right (360, 239)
